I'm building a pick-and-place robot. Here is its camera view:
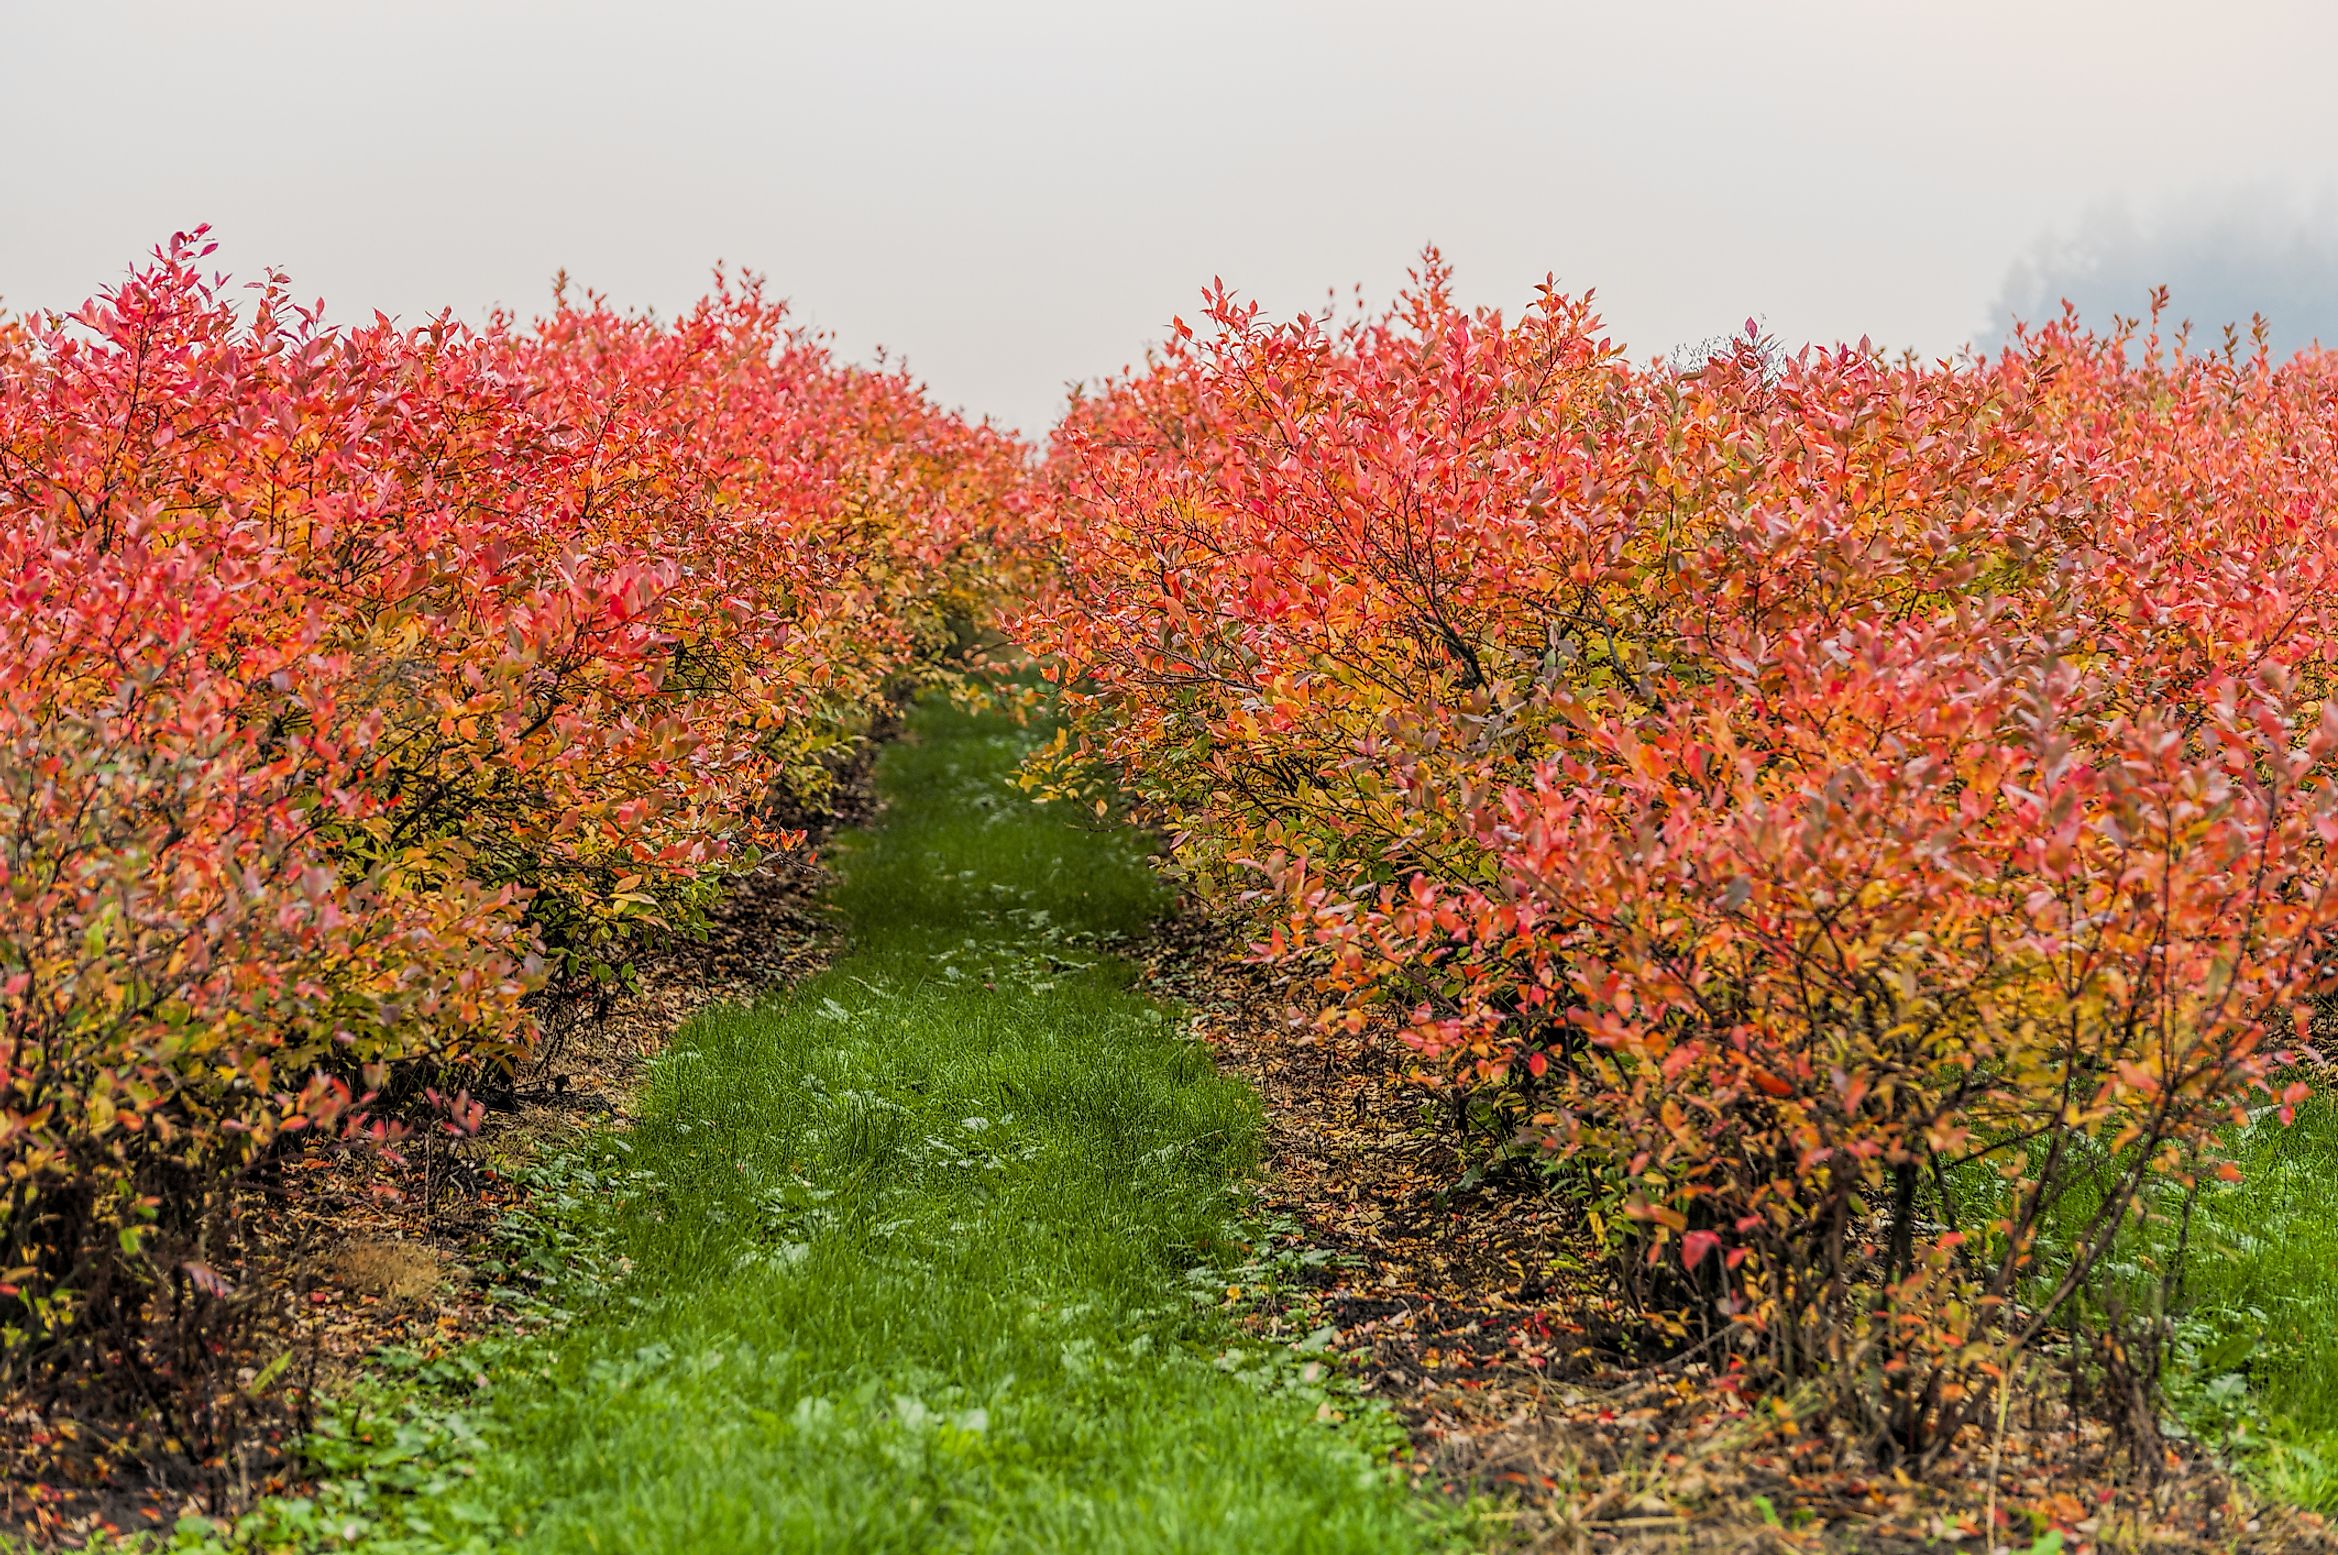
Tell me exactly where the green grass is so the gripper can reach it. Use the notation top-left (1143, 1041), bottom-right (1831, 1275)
top-left (1994, 1088), bottom-right (2338, 1511)
top-left (186, 695), bottom-right (1461, 1553)
top-left (2136, 1098), bottom-right (2338, 1510)
top-left (1930, 1090), bottom-right (2338, 1512)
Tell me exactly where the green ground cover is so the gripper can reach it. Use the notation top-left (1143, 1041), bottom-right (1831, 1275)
top-left (2144, 1098), bottom-right (2338, 1511)
top-left (71, 687), bottom-right (2338, 1547)
top-left (139, 695), bottom-right (1461, 1553)
top-left (1963, 1088), bottom-right (2338, 1513)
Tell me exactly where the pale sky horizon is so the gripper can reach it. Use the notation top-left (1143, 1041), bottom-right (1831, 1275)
top-left (6, 1), bottom-right (2337, 436)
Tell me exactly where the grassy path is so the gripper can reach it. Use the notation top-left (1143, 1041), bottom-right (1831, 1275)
top-left (265, 698), bottom-right (1455, 1553)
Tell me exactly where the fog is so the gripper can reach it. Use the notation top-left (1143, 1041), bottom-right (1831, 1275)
top-left (1986, 190), bottom-right (2338, 357)
top-left (4, 1), bottom-right (2335, 433)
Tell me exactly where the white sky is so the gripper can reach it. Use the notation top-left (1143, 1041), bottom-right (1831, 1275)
top-left (5, 1), bottom-right (2337, 434)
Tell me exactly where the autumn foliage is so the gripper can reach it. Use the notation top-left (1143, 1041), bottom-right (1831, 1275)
top-left (1015, 255), bottom-right (2338, 1452)
top-left (0, 233), bottom-right (1022, 1367)
top-left (17, 227), bottom-right (2338, 1465)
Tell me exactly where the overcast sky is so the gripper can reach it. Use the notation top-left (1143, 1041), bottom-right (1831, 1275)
top-left (5, 1), bottom-right (2337, 434)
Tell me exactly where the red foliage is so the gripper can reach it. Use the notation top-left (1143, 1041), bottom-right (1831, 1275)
top-left (0, 232), bottom-right (1023, 1360)
top-left (1016, 256), bottom-right (2338, 1451)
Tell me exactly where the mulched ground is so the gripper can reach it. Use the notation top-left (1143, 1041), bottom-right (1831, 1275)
top-left (12, 754), bottom-right (2330, 1554)
top-left (1136, 903), bottom-right (2338, 1554)
top-left (0, 761), bottom-right (875, 1548)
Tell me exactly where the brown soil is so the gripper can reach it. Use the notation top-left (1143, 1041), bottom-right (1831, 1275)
top-left (1137, 903), bottom-right (2338, 1554)
top-left (1, 756), bottom-right (875, 1548)
top-left (13, 746), bottom-right (2328, 1554)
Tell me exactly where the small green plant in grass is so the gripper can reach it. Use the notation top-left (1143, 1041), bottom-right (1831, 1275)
top-left (1948, 1088), bottom-right (2338, 1514)
top-left (2135, 1096), bottom-right (2338, 1510)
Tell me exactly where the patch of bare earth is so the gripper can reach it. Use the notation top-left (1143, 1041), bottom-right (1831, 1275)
top-left (1137, 904), bottom-right (2337, 1555)
top-left (2, 759), bottom-right (874, 1548)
